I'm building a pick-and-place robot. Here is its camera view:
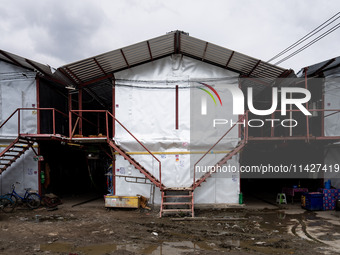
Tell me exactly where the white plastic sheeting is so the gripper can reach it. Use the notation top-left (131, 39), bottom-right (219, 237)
top-left (324, 72), bottom-right (340, 137)
top-left (114, 55), bottom-right (240, 204)
top-left (0, 60), bottom-right (38, 195)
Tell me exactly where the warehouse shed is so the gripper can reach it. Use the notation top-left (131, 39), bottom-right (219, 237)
top-left (3, 31), bottom-right (338, 216)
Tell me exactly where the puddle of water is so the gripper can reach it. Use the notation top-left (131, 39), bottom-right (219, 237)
top-left (34, 214), bottom-right (76, 223)
top-left (40, 240), bottom-right (225, 255)
top-left (40, 242), bottom-right (75, 253)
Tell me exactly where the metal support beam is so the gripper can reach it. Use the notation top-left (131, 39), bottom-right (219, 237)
top-left (176, 85), bottom-right (179, 130)
top-left (247, 60), bottom-right (261, 77)
top-left (174, 31), bottom-right (181, 54)
top-left (202, 42), bottom-right (208, 61)
top-left (80, 73), bottom-right (114, 87)
top-left (59, 68), bottom-right (78, 86)
top-left (112, 79), bottom-right (115, 138)
top-left (78, 88), bottom-right (83, 135)
top-left (66, 67), bottom-right (83, 84)
top-left (225, 51), bottom-right (234, 68)
top-left (93, 58), bottom-right (107, 76)
top-left (36, 77), bottom-right (41, 134)
top-left (304, 67), bottom-right (309, 143)
top-left (147, 41), bottom-right (153, 61)
top-left (120, 49), bottom-right (130, 68)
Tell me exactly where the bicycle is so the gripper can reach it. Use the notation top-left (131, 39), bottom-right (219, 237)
top-left (0, 195), bottom-right (15, 213)
top-left (6, 182), bottom-right (41, 209)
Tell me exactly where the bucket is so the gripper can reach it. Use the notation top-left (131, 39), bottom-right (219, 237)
top-left (325, 180), bottom-right (331, 189)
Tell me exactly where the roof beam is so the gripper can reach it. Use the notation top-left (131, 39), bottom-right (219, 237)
top-left (93, 58), bottom-right (107, 76)
top-left (174, 31), bottom-right (181, 54)
top-left (59, 68), bottom-right (78, 86)
top-left (147, 41), bottom-right (153, 61)
top-left (202, 42), bottom-right (208, 61)
top-left (247, 60), bottom-right (261, 77)
top-left (120, 49), bottom-right (130, 68)
top-left (278, 69), bottom-right (293, 78)
top-left (80, 73), bottom-right (114, 87)
top-left (66, 67), bottom-right (83, 84)
top-left (225, 51), bottom-right (234, 68)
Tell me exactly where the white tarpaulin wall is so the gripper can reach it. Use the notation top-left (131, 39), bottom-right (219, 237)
top-left (114, 55), bottom-right (240, 204)
top-left (0, 60), bottom-right (38, 195)
top-left (324, 69), bottom-right (340, 136)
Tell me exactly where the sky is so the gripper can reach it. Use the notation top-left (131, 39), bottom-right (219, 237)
top-left (0, 0), bottom-right (340, 73)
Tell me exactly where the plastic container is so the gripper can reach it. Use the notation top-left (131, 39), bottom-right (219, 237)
top-left (325, 180), bottom-right (331, 189)
top-left (239, 193), bottom-right (243, 204)
top-left (301, 192), bottom-right (323, 211)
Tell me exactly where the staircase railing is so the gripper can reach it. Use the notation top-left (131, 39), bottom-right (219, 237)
top-left (193, 113), bottom-right (248, 188)
top-left (0, 108), bottom-right (69, 136)
top-left (69, 110), bottom-right (162, 188)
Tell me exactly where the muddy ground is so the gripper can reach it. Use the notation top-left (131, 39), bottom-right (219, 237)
top-left (0, 197), bottom-right (340, 255)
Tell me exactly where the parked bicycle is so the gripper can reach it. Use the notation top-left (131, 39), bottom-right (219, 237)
top-left (0, 195), bottom-right (15, 213)
top-left (6, 182), bottom-right (41, 209)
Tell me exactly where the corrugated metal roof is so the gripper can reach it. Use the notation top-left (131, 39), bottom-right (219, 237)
top-left (57, 31), bottom-right (290, 87)
top-left (297, 56), bottom-right (340, 77)
top-left (0, 49), bottom-right (52, 76)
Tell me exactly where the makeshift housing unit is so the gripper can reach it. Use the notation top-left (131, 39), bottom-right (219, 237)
top-left (1, 31), bottom-right (339, 217)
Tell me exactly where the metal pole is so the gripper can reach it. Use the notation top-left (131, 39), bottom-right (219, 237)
top-left (176, 85), bottom-right (179, 130)
top-left (36, 77), bottom-right (41, 134)
top-left (18, 110), bottom-right (20, 135)
top-left (78, 88), bottom-right (83, 136)
top-left (52, 109), bottom-right (56, 135)
top-left (305, 68), bottom-right (309, 142)
top-left (112, 79), bottom-right (115, 139)
top-left (69, 111), bottom-right (72, 138)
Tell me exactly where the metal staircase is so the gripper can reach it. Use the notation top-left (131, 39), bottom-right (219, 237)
top-left (158, 141), bottom-right (246, 217)
top-left (192, 141), bottom-right (246, 190)
top-left (0, 137), bottom-right (34, 174)
top-left (107, 139), bottom-right (165, 190)
top-left (160, 189), bottom-right (194, 217)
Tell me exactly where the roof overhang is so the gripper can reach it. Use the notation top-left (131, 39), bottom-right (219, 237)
top-left (56, 31), bottom-right (291, 88)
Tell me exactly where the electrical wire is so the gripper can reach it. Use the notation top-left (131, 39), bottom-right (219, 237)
top-left (268, 12), bottom-right (340, 63)
top-left (274, 22), bottom-right (340, 65)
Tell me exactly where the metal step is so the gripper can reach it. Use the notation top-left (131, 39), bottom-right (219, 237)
top-left (163, 195), bottom-right (192, 198)
top-left (163, 202), bottom-right (192, 205)
top-left (0, 137), bottom-right (34, 174)
top-left (162, 209), bottom-right (192, 213)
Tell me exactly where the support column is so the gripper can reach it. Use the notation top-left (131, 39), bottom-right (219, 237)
top-left (78, 87), bottom-right (83, 135)
top-left (36, 77), bottom-right (41, 134)
top-left (304, 68), bottom-right (309, 142)
top-left (112, 79), bottom-right (115, 138)
top-left (112, 78), bottom-right (116, 195)
top-left (176, 85), bottom-right (179, 129)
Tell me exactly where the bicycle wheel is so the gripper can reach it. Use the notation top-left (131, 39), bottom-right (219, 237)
top-left (26, 193), bottom-right (41, 209)
top-left (5, 194), bottom-right (18, 206)
top-left (0, 197), bottom-right (15, 213)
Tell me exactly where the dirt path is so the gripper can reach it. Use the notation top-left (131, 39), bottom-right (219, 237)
top-left (0, 197), bottom-right (339, 255)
